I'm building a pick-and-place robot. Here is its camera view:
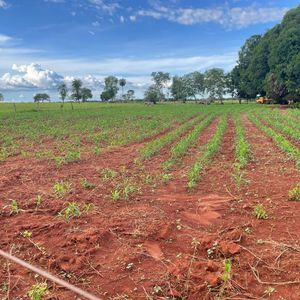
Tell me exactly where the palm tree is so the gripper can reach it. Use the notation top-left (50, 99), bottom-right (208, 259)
top-left (119, 78), bottom-right (126, 100)
top-left (71, 79), bottom-right (82, 102)
top-left (58, 83), bottom-right (68, 107)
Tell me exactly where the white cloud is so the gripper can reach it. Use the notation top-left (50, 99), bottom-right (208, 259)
top-left (0, 34), bottom-right (12, 44)
top-left (136, 5), bottom-right (289, 28)
top-left (0, 0), bottom-right (8, 9)
top-left (120, 15), bottom-right (125, 23)
top-left (88, 0), bottom-right (120, 15)
top-left (0, 63), bottom-right (63, 90)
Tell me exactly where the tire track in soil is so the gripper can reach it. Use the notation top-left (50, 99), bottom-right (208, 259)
top-left (210, 115), bottom-right (300, 299)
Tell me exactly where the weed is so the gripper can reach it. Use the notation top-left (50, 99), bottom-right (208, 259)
top-left (254, 203), bottom-right (268, 219)
top-left (21, 230), bottom-right (33, 238)
top-left (28, 283), bottom-right (48, 300)
top-left (288, 185), bottom-right (300, 201)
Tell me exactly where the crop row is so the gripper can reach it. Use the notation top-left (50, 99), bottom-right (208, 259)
top-left (257, 110), bottom-right (300, 141)
top-left (187, 115), bottom-right (228, 189)
top-left (139, 113), bottom-right (208, 160)
top-left (249, 113), bottom-right (300, 168)
top-left (233, 114), bottom-right (250, 188)
top-left (163, 113), bottom-right (217, 169)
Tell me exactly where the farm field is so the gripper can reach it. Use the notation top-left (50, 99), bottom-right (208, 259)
top-left (0, 102), bottom-right (300, 299)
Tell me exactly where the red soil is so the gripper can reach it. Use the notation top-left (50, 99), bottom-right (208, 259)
top-left (0, 115), bottom-right (300, 299)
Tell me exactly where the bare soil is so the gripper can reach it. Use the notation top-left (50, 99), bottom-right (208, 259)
top-left (0, 115), bottom-right (300, 300)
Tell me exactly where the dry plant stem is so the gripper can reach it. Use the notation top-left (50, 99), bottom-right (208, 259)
top-left (250, 264), bottom-right (300, 286)
top-left (0, 249), bottom-right (102, 300)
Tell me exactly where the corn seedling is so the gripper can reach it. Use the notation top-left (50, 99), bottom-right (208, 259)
top-left (36, 195), bottom-right (43, 207)
top-left (254, 203), bottom-right (268, 219)
top-left (187, 116), bottom-right (227, 189)
top-left (53, 181), bottom-right (72, 198)
top-left (59, 202), bottom-right (81, 220)
top-left (28, 283), bottom-right (48, 300)
top-left (101, 168), bottom-right (118, 180)
top-left (111, 189), bottom-right (121, 201)
top-left (80, 178), bottom-right (96, 189)
top-left (4, 199), bottom-right (20, 215)
top-left (288, 185), bottom-right (300, 201)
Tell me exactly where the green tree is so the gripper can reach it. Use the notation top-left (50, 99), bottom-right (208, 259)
top-left (0, 93), bottom-right (3, 102)
top-left (103, 76), bottom-right (119, 101)
top-left (71, 79), bottom-right (82, 102)
top-left (100, 90), bottom-right (112, 102)
top-left (265, 73), bottom-right (286, 102)
top-left (58, 83), bottom-right (68, 106)
top-left (81, 87), bottom-right (93, 102)
top-left (34, 93), bottom-right (50, 110)
top-left (144, 85), bottom-right (163, 104)
top-left (125, 89), bottom-right (135, 101)
top-left (204, 68), bottom-right (226, 103)
top-left (170, 76), bottom-right (187, 102)
top-left (119, 78), bottom-right (126, 99)
top-left (151, 71), bottom-right (170, 101)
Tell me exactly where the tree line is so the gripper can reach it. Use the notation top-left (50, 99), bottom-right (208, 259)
top-left (229, 5), bottom-right (300, 103)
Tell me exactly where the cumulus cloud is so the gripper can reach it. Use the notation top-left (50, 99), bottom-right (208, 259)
top-left (136, 4), bottom-right (289, 28)
top-left (0, 63), bottom-right (63, 90)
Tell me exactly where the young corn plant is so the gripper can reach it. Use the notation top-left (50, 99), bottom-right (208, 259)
top-left (28, 283), bottom-right (48, 300)
top-left (254, 203), bottom-right (268, 219)
top-left (163, 114), bottom-right (216, 170)
top-left (249, 113), bottom-right (300, 168)
top-left (53, 181), bottom-right (72, 198)
top-left (59, 202), bottom-right (81, 220)
top-left (233, 115), bottom-right (250, 189)
top-left (187, 116), bottom-right (227, 189)
top-left (288, 185), bottom-right (300, 201)
top-left (139, 114), bottom-right (206, 160)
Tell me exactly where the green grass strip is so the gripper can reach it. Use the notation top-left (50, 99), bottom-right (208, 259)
top-left (187, 115), bottom-right (228, 189)
top-left (163, 113), bottom-right (217, 169)
top-left (249, 113), bottom-right (300, 168)
top-left (139, 113), bottom-right (207, 160)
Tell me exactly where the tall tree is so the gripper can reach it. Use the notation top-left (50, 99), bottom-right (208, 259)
top-left (0, 93), bottom-right (3, 102)
top-left (171, 76), bottom-right (187, 102)
top-left (119, 78), bottom-right (126, 99)
top-left (71, 79), bottom-right (83, 102)
top-left (204, 68), bottom-right (226, 103)
top-left (151, 71), bottom-right (170, 101)
top-left (58, 83), bottom-right (68, 106)
top-left (103, 76), bottom-right (119, 101)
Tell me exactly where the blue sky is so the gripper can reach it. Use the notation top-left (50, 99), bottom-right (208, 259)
top-left (0, 0), bottom-right (299, 101)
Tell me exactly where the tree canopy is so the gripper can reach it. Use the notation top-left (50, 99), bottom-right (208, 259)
top-left (230, 5), bottom-right (300, 102)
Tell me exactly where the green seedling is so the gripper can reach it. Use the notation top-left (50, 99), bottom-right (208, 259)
top-left (28, 283), bottom-right (48, 300)
top-left (288, 185), bottom-right (300, 201)
top-left (254, 203), bottom-right (268, 219)
top-left (80, 178), bottom-right (96, 189)
top-left (53, 181), bottom-right (71, 198)
top-left (111, 189), bottom-right (121, 201)
top-left (101, 168), bottom-right (118, 180)
top-left (59, 202), bottom-right (81, 220)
